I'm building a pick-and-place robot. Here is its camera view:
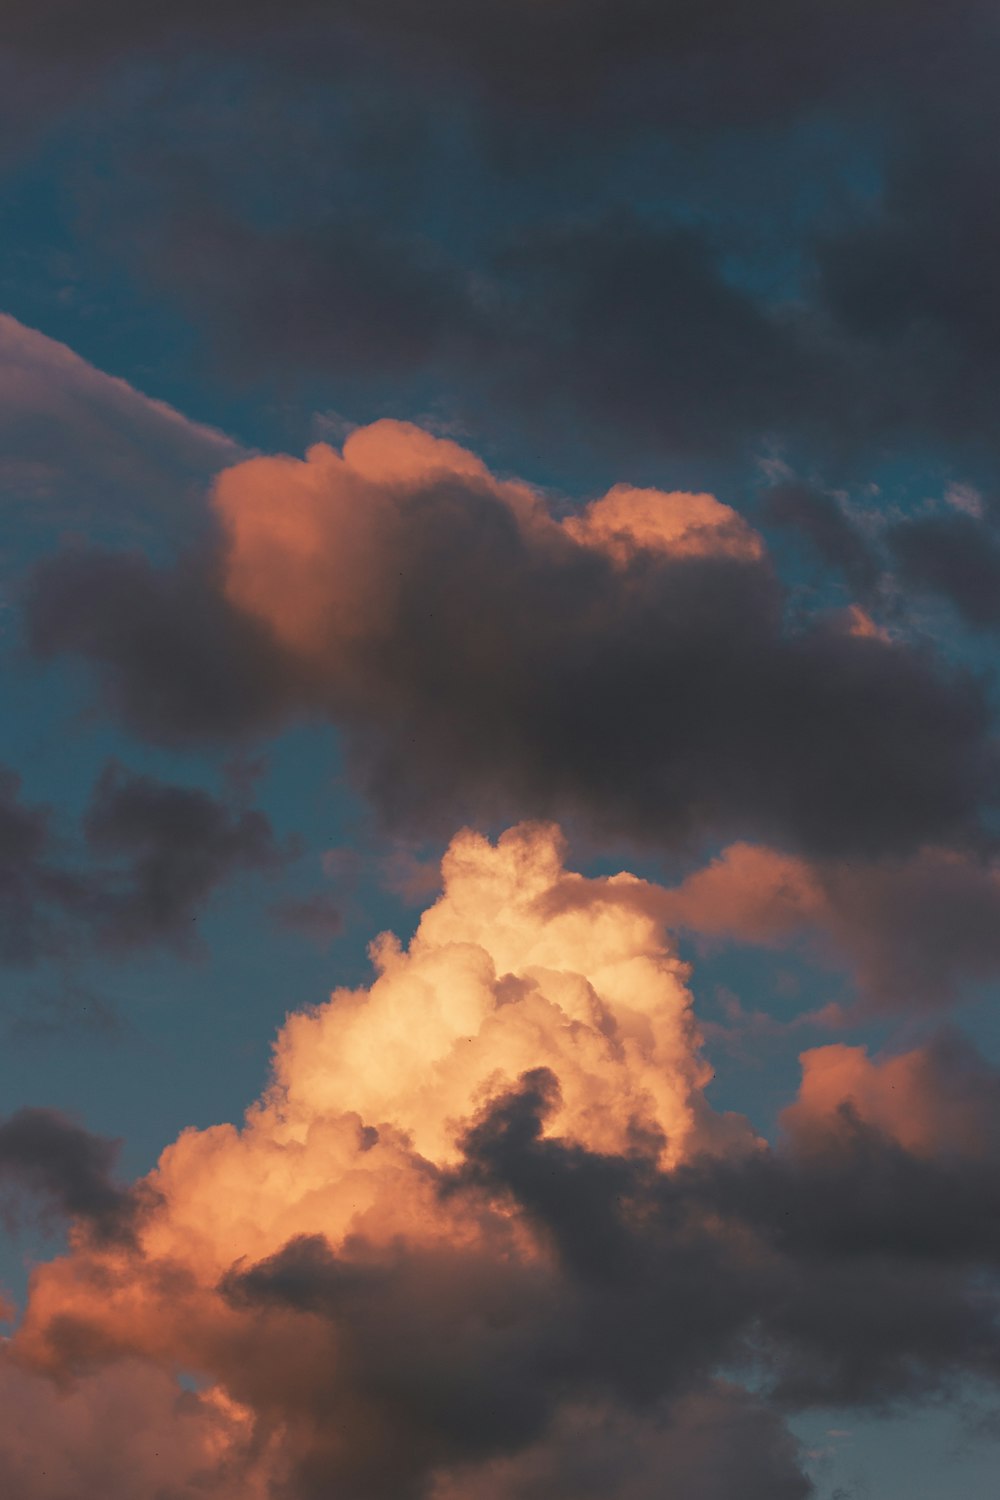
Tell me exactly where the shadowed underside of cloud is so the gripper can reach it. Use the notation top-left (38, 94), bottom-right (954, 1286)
top-left (25, 419), bottom-right (999, 862)
top-left (0, 1107), bottom-right (143, 1245)
top-left (7, 825), bottom-right (1000, 1498)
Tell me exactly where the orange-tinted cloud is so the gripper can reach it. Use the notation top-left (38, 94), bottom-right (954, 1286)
top-left (213, 420), bottom-right (760, 660)
top-left (0, 1350), bottom-right (266, 1500)
top-left (784, 1032), bottom-right (1000, 1160)
top-left (3, 823), bottom-right (762, 1498)
top-left (8, 827), bottom-right (1000, 1495)
top-left (31, 419), bottom-right (997, 862)
top-left (655, 840), bottom-right (1000, 1010)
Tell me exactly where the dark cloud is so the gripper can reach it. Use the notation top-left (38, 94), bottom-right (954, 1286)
top-left (817, 849), bottom-right (1000, 1009)
top-left (446, 1384), bottom-right (813, 1500)
top-left (0, 756), bottom-right (288, 970)
top-left (455, 1059), bottom-right (1000, 1407)
top-left (145, 203), bottom-right (489, 387)
top-left (26, 547), bottom-right (299, 745)
top-left (82, 760), bottom-right (290, 952)
top-left (146, 211), bottom-right (825, 465)
top-left (761, 483), bottom-right (880, 599)
top-left (891, 511), bottom-right (1000, 632)
top-left (4, 0), bottom-right (1000, 485)
top-left (0, 1107), bottom-right (143, 1244)
top-left (0, 0), bottom-right (988, 126)
top-left (0, 769), bottom-right (82, 965)
top-left (488, 218), bottom-right (827, 463)
top-left (814, 91), bottom-right (1000, 452)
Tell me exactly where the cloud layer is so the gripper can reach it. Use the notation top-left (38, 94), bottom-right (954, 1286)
top-left (0, 314), bottom-right (240, 531)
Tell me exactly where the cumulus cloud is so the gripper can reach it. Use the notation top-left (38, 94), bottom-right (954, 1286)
top-left (26, 420), bottom-right (999, 861)
top-left (6, 825), bottom-right (1000, 1498)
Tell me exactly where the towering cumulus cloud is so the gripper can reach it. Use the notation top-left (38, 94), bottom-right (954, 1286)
top-left (7, 825), bottom-right (1000, 1498)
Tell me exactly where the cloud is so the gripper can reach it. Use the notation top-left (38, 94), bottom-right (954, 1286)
top-left (891, 510), bottom-right (1000, 632)
top-left (0, 313), bottom-right (241, 531)
top-left (26, 420), bottom-right (999, 860)
top-left (0, 1353), bottom-right (264, 1500)
top-left (0, 759), bottom-right (288, 969)
top-left (0, 0), bottom-right (987, 127)
top-left (0, 767), bottom-right (83, 965)
top-left (430, 1385), bottom-right (812, 1500)
top-left (27, 547), bottom-right (297, 743)
top-left (653, 840), bottom-right (1000, 1010)
top-left (269, 890), bottom-right (343, 948)
top-left (761, 483), bottom-right (881, 599)
top-left (6, 8), bottom-right (1000, 486)
top-left (0, 1106), bottom-right (141, 1244)
top-left (145, 211), bottom-right (828, 466)
top-left (82, 760), bottom-right (290, 953)
top-left (8, 825), bottom-right (1000, 1497)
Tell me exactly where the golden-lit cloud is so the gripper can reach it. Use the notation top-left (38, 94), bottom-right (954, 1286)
top-left (6, 825), bottom-right (1000, 1498)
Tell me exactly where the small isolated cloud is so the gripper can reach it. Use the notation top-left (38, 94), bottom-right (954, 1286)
top-left (269, 890), bottom-right (343, 948)
top-left (0, 759), bottom-right (289, 970)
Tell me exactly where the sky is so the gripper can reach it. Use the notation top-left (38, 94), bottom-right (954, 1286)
top-left (2, 4), bottom-right (1000, 1498)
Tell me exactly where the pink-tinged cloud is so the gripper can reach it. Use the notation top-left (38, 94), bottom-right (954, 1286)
top-left (564, 483), bottom-right (764, 564)
top-left (213, 419), bottom-right (760, 660)
top-left (0, 1352), bottom-right (266, 1500)
top-left (655, 840), bottom-right (1000, 1010)
top-left (31, 417), bottom-right (996, 860)
top-left (784, 1033), bottom-right (1000, 1161)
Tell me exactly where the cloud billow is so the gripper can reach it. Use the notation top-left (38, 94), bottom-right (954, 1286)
top-left (26, 420), bottom-right (999, 862)
top-left (7, 825), bottom-right (1000, 1497)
